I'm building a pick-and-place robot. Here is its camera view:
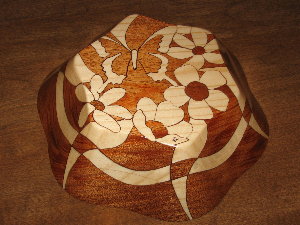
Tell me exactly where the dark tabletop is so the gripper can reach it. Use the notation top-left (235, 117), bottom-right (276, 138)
top-left (0, 0), bottom-right (299, 224)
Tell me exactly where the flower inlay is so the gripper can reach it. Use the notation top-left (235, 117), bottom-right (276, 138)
top-left (38, 14), bottom-right (269, 223)
top-left (192, 46), bottom-right (205, 55)
top-left (90, 100), bottom-right (105, 111)
top-left (145, 120), bottom-right (168, 139)
top-left (185, 81), bottom-right (209, 101)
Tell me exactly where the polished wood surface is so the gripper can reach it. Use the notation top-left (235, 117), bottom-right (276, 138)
top-left (1, 1), bottom-right (299, 224)
top-left (37, 14), bottom-right (268, 221)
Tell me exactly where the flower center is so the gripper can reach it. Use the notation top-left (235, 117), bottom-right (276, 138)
top-left (145, 120), bottom-right (168, 139)
top-left (185, 81), bottom-right (209, 101)
top-left (90, 100), bottom-right (105, 111)
top-left (192, 46), bottom-right (205, 55)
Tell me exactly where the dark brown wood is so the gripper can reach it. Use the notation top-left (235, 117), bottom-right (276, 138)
top-left (1, 1), bottom-right (300, 224)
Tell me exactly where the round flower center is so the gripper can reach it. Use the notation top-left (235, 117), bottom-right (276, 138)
top-left (192, 46), bottom-right (205, 55)
top-left (185, 81), bottom-right (209, 101)
top-left (145, 120), bottom-right (168, 139)
top-left (90, 100), bottom-right (105, 111)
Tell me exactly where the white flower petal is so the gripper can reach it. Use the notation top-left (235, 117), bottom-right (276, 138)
top-left (90, 75), bottom-right (103, 100)
top-left (167, 121), bottom-right (193, 138)
top-left (99, 88), bottom-right (125, 106)
top-left (133, 110), bottom-right (155, 141)
top-left (185, 55), bottom-right (205, 71)
top-left (171, 119), bottom-right (208, 163)
top-left (104, 105), bottom-right (132, 119)
top-left (191, 27), bottom-right (207, 47)
top-left (188, 99), bottom-right (213, 120)
top-left (173, 34), bottom-right (195, 49)
top-left (174, 65), bottom-right (199, 86)
top-left (65, 54), bottom-right (95, 86)
top-left (177, 25), bottom-right (191, 34)
top-left (136, 97), bottom-right (157, 121)
top-left (164, 86), bottom-right (189, 107)
top-left (199, 71), bottom-right (226, 89)
top-left (93, 110), bottom-right (120, 133)
top-left (167, 47), bottom-right (193, 59)
top-left (155, 101), bottom-right (184, 126)
top-left (156, 134), bottom-right (188, 147)
top-left (148, 26), bottom-right (177, 53)
top-left (75, 84), bottom-right (94, 102)
top-left (204, 39), bottom-right (219, 52)
top-left (203, 52), bottom-right (224, 64)
top-left (80, 120), bottom-right (133, 149)
top-left (78, 103), bottom-right (95, 127)
top-left (206, 90), bottom-right (229, 111)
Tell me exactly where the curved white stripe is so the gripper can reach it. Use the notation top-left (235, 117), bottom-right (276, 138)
top-left (63, 148), bottom-right (80, 189)
top-left (56, 72), bottom-right (78, 143)
top-left (221, 69), bottom-right (246, 112)
top-left (172, 176), bottom-right (192, 220)
top-left (249, 114), bottom-right (268, 139)
top-left (190, 117), bottom-right (247, 174)
top-left (111, 14), bottom-right (138, 50)
top-left (56, 72), bottom-right (80, 189)
top-left (83, 149), bottom-right (171, 185)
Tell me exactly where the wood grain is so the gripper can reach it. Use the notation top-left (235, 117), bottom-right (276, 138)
top-left (1, 0), bottom-right (299, 224)
top-left (37, 14), bottom-right (269, 221)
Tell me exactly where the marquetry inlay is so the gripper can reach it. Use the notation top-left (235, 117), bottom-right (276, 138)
top-left (38, 14), bottom-right (269, 221)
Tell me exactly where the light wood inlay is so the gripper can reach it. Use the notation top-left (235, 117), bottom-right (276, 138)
top-left (38, 14), bottom-right (269, 222)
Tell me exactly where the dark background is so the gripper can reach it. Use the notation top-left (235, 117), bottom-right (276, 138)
top-left (1, 0), bottom-right (299, 224)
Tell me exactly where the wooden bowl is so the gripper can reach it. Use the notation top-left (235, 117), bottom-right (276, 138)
top-left (38, 14), bottom-right (269, 222)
